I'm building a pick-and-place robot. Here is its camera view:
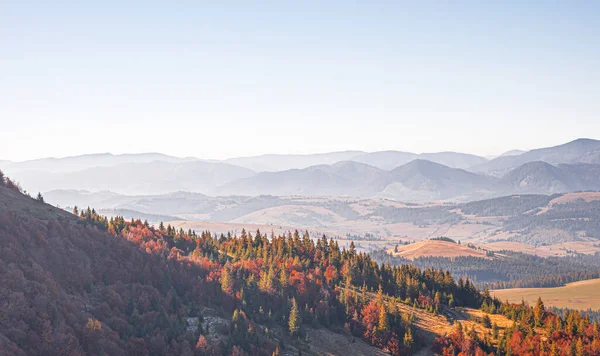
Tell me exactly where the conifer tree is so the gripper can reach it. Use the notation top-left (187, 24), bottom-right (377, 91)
top-left (221, 262), bottom-right (234, 295)
top-left (403, 327), bottom-right (413, 349)
top-left (576, 338), bottom-right (584, 356)
top-left (492, 322), bottom-right (499, 339)
top-left (289, 298), bottom-right (300, 337)
top-left (378, 304), bottom-right (388, 331)
top-left (482, 314), bottom-right (492, 328)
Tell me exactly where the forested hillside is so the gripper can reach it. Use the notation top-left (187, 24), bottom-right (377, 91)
top-left (0, 172), bottom-right (482, 355)
top-left (2, 168), bottom-right (600, 355)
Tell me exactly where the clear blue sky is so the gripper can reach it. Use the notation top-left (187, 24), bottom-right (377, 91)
top-left (1, 1), bottom-right (599, 161)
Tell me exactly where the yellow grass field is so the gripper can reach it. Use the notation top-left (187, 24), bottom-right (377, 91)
top-left (388, 240), bottom-right (488, 260)
top-left (491, 278), bottom-right (600, 310)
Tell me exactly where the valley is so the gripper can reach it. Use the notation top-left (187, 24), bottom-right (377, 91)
top-left (2, 138), bottom-right (600, 355)
top-left (43, 190), bottom-right (600, 257)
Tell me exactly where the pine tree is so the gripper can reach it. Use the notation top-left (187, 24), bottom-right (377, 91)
top-left (448, 293), bottom-right (455, 307)
top-left (36, 192), bottom-right (44, 203)
top-left (570, 340), bottom-right (578, 356)
top-left (279, 268), bottom-right (288, 295)
top-left (492, 322), bottom-right (499, 339)
top-left (403, 327), bottom-right (414, 349)
top-left (378, 304), bottom-right (388, 331)
top-left (534, 297), bottom-right (546, 326)
top-left (288, 298), bottom-right (300, 337)
top-left (376, 285), bottom-right (385, 305)
top-left (221, 262), bottom-right (234, 295)
top-left (550, 342), bottom-right (558, 356)
top-left (482, 314), bottom-right (492, 328)
top-left (576, 338), bottom-right (584, 356)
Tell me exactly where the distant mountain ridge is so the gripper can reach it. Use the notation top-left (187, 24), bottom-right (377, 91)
top-left (4, 152), bottom-right (199, 174)
top-left (376, 159), bottom-right (497, 200)
top-left (217, 159), bottom-right (497, 200)
top-left (495, 161), bottom-right (600, 194)
top-left (471, 138), bottom-right (600, 176)
top-left (2, 138), bottom-right (599, 201)
top-left (352, 151), bottom-right (488, 170)
top-left (223, 151), bottom-right (365, 172)
top-left (216, 161), bottom-right (385, 197)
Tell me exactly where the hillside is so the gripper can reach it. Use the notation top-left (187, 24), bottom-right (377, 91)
top-left (0, 184), bottom-right (215, 355)
top-left (0, 180), bottom-right (488, 355)
top-left (494, 161), bottom-right (600, 194)
top-left (3, 171), bottom-right (600, 354)
top-left (492, 278), bottom-right (600, 310)
top-left (377, 160), bottom-right (496, 200)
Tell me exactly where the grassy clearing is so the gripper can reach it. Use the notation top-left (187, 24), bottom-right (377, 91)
top-left (491, 278), bottom-right (600, 310)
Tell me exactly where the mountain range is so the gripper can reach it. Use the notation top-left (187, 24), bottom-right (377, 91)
top-left (471, 138), bottom-right (600, 176)
top-left (2, 138), bottom-right (600, 201)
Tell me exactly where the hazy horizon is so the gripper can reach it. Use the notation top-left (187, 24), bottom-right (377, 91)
top-left (3, 2), bottom-right (600, 161)
top-left (0, 136), bottom-right (595, 163)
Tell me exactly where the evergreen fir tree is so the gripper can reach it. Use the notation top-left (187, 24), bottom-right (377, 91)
top-left (288, 297), bottom-right (300, 337)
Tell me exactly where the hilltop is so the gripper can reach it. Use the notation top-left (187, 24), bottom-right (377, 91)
top-left (388, 240), bottom-right (488, 260)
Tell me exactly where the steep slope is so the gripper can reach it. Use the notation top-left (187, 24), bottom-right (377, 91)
top-left (10, 160), bottom-right (255, 195)
top-left (377, 160), bottom-right (496, 200)
top-left (0, 185), bottom-right (212, 355)
top-left (217, 161), bottom-right (384, 197)
top-left (223, 150), bottom-right (364, 172)
top-left (471, 138), bottom-right (600, 176)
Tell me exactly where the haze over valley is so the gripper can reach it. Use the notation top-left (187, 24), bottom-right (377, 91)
top-left (3, 137), bottom-right (600, 259)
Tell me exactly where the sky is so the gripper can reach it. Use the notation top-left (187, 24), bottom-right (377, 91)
top-left (1, 1), bottom-right (599, 161)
